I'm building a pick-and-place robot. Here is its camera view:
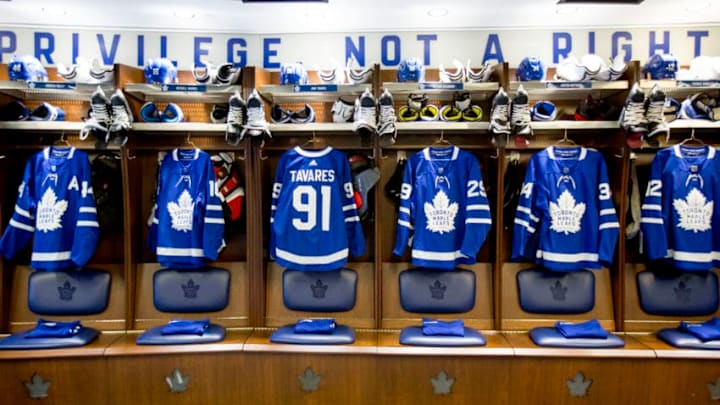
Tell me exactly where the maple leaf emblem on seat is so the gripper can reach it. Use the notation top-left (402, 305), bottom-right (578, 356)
top-left (424, 190), bottom-right (458, 234)
top-left (36, 188), bottom-right (67, 233)
top-left (549, 190), bottom-right (585, 235)
top-left (168, 190), bottom-right (195, 232)
top-left (673, 188), bottom-right (713, 233)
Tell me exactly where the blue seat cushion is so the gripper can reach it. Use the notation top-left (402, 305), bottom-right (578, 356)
top-left (0, 327), bottom-right (99, 350)
top-left (28, 269), bottom-right (110, 316)
top-left (283, 268), bottom-right (357, 312)
top-left (399, 326), bottom-right (486, 346)
top-left (637, 270), bottom-right (719, 316)
top-left (657, 328), bottom-right (720, 350)
top-left (270, 324), bottom-right (355, 345)
top-left (529, 327), bottom-right (625, 348)
top-left (154, 267), bottom-right (230, 313)
top-left (399, 268), bottom-right (475, 314)
top-left (517, 268), bottom-right (595, 314)
top-left (136, 323), bottom-right (225, 345)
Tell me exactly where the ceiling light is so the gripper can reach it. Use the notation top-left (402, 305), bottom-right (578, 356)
top-left (427, 7), bottom-right (448, 17)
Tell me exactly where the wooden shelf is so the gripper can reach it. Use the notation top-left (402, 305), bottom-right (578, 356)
top-left (259, 84), bottom-right (368, 103)
top-left (510, 80), bottom-right (628, 101)
top-left (124, 83), bottom-right (240, 103)
top-left (0, 80), bottom-right (113, 101)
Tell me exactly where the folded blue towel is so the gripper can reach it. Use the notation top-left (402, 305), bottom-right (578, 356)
top-left (25, 319), bottom-right (82, 339)
top-left (422, 318), bottom-right (465, 337)
top-left (556, 319), bottom-right (609, 339)
top-left (160, 318), bottom-right (210, 335)
top-left (679, 317), bottom-right (720, 341)
top-left (294, 318), bottom-right (336, 334)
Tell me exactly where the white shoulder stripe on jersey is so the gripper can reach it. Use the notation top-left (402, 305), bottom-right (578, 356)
top-left (32, 251), bottom-right (71, 261)
top-left (345, 216), bottom-right (360, 223)
top-left (598, 222), bottom-right (619, 230)
top-left (398, 220), bottom-right (414, 230)
top-left (205, 218), bottom-right (225, 224)
top-left (536, 250), bottom-right (599, 263)
top-left (9, 218), bottom-right (34, 232)
top-left (640, 217), bottom-right (664, 224)
top-left (514, 218), bottom-right (535, 234)
top-left (15, 205), bottom-right (34, 219)
top-left (157, 247), bottom-right (205, 257)
top-left (599, 208), bottom-right (615, 216)
top-left (77, 220), bottom-right (99, 227)
top-left (516, 206), bottom-right (539, 222)
top-left (79, 206), bottom-right (97, 213)
top-left (467, 204), bottom-right (490, 211)
top-left (641, 204), bottom-right (662, 211)
top-left (275, 247), bottom-right (348, 265)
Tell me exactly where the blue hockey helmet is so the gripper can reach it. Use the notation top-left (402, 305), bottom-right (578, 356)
top-left (516, 56), bottom-right (546, 81)
top-left (397, 57), bottom-right (425, 82)
top-left (642, 53), bottom-right (678, 80)
top-left (8, 55), bottom-right (48, 82)
top-left (144, 58), bottom-right (178, 85)
top-left (280, 62), bottom-right (308, 85)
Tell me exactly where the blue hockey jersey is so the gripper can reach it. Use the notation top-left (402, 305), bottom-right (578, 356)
top-left (641, 145), bottom-right (720, 271)
top-left (393, 146), bottom-right (492, 269)
top-left (512, 146), bottom-right (619, 271)
top-left (148, 148), bottom-right (225, 268)
top-left (270, 146), bottom-right (365, 271)
top-left (0, 147), bottom-right (99, 270)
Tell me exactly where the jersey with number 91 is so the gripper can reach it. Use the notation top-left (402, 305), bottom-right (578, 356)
top-left (512, 146), bottom-right (619, 271)
top-left (270, 146), bottom-right (366, 271)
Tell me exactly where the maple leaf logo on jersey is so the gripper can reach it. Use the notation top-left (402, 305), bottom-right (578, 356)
top-left (424, 190), bottom-right (458, 234)
top-left (673, 188), bottom-right (713, 233)
top-left (168, 190), bottom-right (195, 232)
top-left (549, 190), bottom-right (585, 235)
top-left (36, 188), bottom-right (68, 233)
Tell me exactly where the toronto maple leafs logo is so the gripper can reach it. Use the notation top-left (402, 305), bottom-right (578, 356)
top-left (549, 190), bottom-right (585, 235)
top-left (57, 281), bottom-right (77, 301)
top-left (36, 188), bottom-right (68, 233)
top-left (310, 279), bottom-right (328, 299)
top-left (424, 190), bottom-right (458, 234)
top-left (168, 190), bottom-right (195, 232)
top-left (181, 279), bottom-right (200, 298)
top-left (429, 280), bottom-right (447, 300)
top-left (550, 280), bottom-right (568, 301)
top-left (674, 281), bottom-right (692, 303)
top-left (673, 188), bottom-right (713, 233)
